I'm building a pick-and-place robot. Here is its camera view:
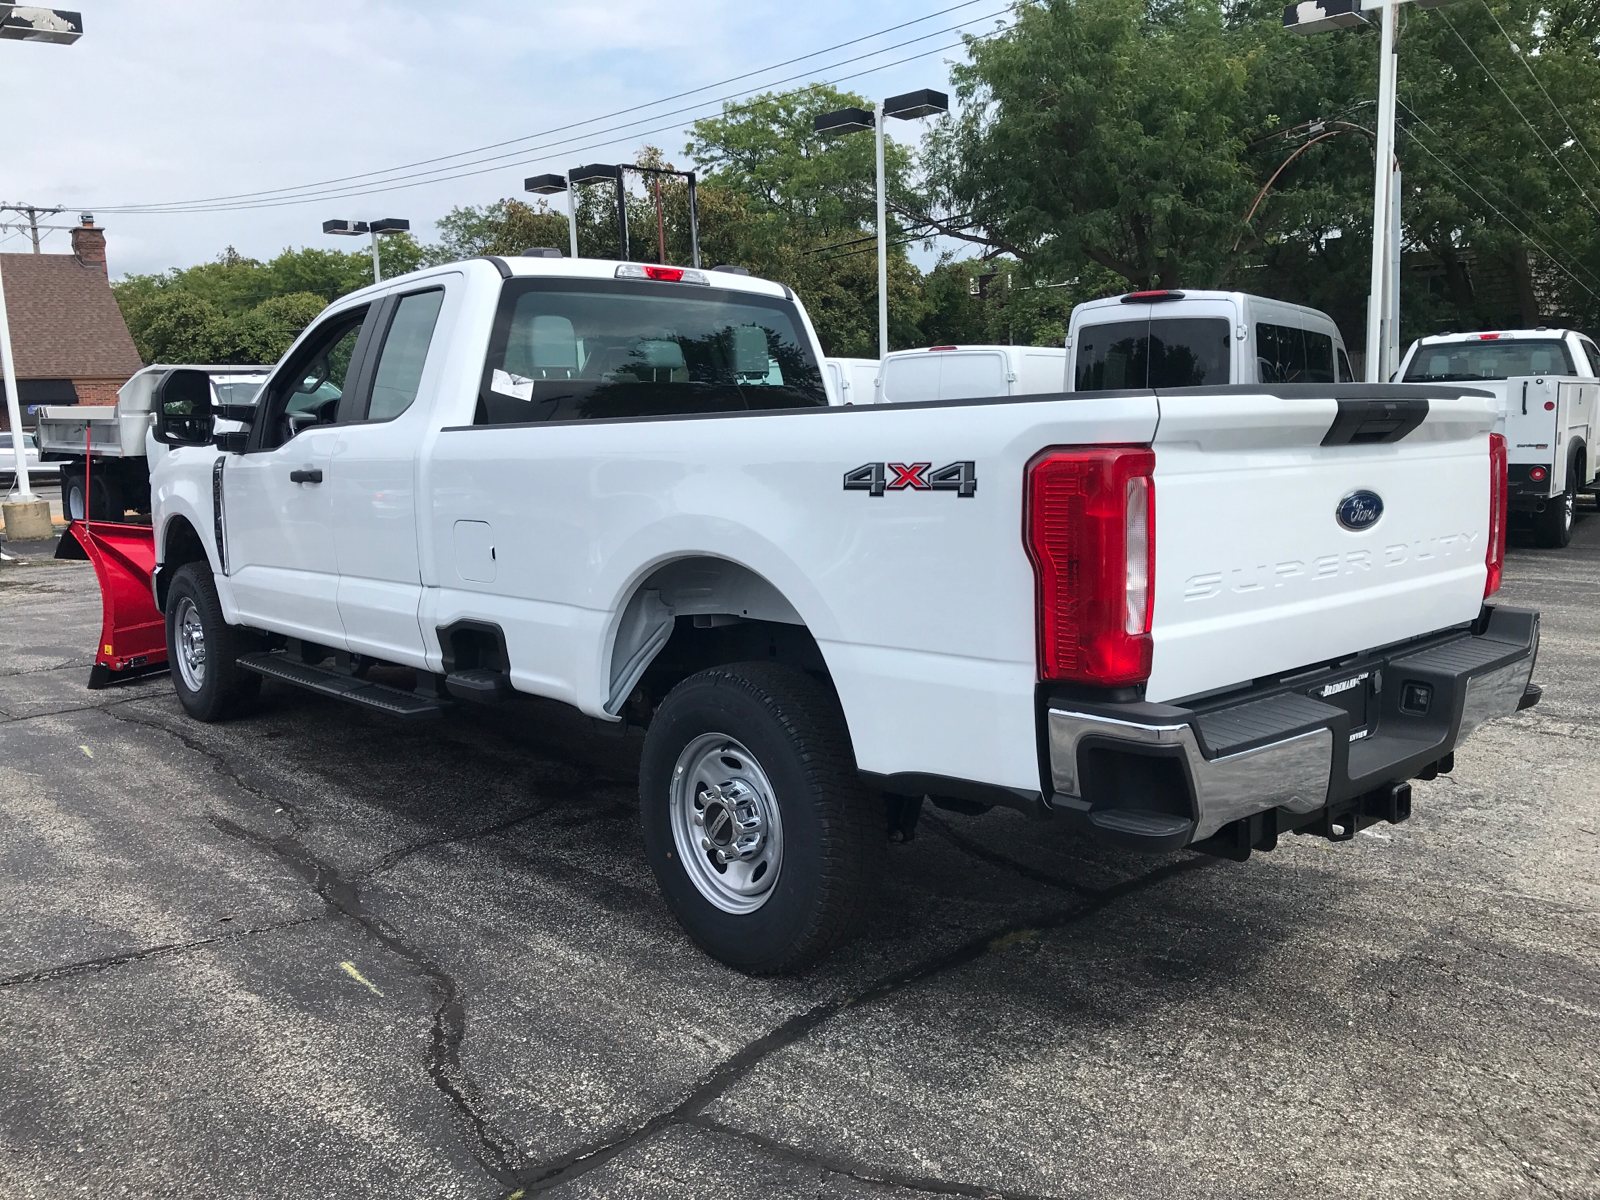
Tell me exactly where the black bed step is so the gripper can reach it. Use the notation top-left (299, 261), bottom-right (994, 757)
top-left (1086, 809), bottom-right (1195, 852)
top-left (236, 651), bottom-right (448, 719)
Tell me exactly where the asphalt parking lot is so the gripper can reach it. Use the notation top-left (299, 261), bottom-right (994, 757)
top-left (1, 516), bottom-right (1596, 1200)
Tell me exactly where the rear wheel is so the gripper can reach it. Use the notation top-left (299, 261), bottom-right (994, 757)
top-left (165, 562), bottom-right (260, 721)
top-left (639, 662), bottom-right (881, 974)
top-left (1533, 474), bottom-right (1576, 548)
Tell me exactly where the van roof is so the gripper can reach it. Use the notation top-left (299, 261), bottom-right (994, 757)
top-left (1072, 289), bottom-right (1336, 326)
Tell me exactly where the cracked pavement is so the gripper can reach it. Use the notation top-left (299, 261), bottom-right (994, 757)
top-left (0, 518), bottom-right (1597, 1199)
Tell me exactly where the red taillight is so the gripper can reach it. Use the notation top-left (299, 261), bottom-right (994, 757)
top-left (644, 266), bottom-right (684, 282)
top-left (1478, 332), bottom-right (1501, 340)
top-left (929, 345), bottom-right (957, 351)
top-left (1025, 447), bottom-right (1156, 686)
top-left (1122, 290), bottom-right (1185, 303)
top-left (1486, 433), bottom-right (1507, 598)
top-left (1529, 466), bottom-right (1547, 482)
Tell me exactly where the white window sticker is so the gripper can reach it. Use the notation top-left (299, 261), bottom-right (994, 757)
top-left (491, 368), bottom-right (534, 402)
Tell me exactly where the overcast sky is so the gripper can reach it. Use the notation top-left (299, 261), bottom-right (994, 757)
top-left (0, 0), bottom-right (1001, 279)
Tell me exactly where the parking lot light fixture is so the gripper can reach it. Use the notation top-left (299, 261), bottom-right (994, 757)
top-left (324, 217), bottom-right (409, 284)
top-left (525, 173), bottom-right (578, 260)
top-left (0, 3), bottom-right (82, 509)
top-left (569, 164), bottom-right (627, 261)
top-left (814, 88), bottom-right (947, 359)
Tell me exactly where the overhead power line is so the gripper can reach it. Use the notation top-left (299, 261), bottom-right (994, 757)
top-left (1477, 0), bottom-right (1600, 190)
top-left (92, 4), bottom-right (1007, 216)
top-left (1432, 5), bottom-right (1600, 223)
top-left (1397, 96), bottom-right (1600, 289)
top-left (1398, 121), bottom-right (1599, 301)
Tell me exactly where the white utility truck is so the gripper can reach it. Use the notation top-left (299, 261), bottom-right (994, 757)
top-left (823, 356), bottom-right (878, 405)
top-left (1399, 329), bottom-right (1599, 547)
top-left (37, 363), bottom-right (270, 519)
top-left (140, 255), bottom-right (1540, 973)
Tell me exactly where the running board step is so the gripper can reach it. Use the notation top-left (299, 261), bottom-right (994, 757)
top-left (445, 668), bottom-right (511, 705)
top-left (236, 651), bottom-right (448, 719)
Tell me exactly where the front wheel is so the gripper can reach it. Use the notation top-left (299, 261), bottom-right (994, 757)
top-left (1533, 475), bottom-right (1576, 548)
top-left (165, 562), bottom-right (261, 722)
top-left (639, 662), bottom-right (881, 974)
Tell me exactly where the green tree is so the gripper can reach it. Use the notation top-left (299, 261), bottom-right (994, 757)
top-left (426, 198), bottom-right (571, 263)
top-left (925, 0), bottom-right (1254, 290)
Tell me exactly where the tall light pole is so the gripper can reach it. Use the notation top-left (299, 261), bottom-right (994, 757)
top-left (814, 89), bottom-right (948, 360)
top-left (1284, 0), bottom-right (1458, 382)
top-left (542, 165), bottom-right (702, 267)
top-left (323, 217), bottom-right (410, 284)
top-left (0, 6), bottom-right (83, 533)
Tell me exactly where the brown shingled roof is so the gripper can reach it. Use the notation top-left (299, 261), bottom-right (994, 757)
top-left (0, 252), bottom-right (143, 378)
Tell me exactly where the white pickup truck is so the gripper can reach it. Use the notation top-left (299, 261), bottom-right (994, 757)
top-left (141, 255), bottom-right (1541, 972)
top-left (1399, 329), bottom-right (1599, 547)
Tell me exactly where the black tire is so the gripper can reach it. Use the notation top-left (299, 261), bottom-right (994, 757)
top-left (1532, 473), bottom-right (1576, 548)
top-left (62, 467), bottom-right (86, 521)
top-left (164, 562), bottom-right (261, 722)
top-left (639, 662), bottom-right (882, 974)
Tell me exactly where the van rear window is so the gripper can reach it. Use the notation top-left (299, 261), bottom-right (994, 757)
top-left (1403, 339), bottom-right (1576, 382)
top-left (1074, 318), bottom-right (1230, 390)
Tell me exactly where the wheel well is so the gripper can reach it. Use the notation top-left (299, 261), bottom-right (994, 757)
top-left (157, 517), bottom-right (209, 611)
top-left (607, 557), bottom-right (826, 722)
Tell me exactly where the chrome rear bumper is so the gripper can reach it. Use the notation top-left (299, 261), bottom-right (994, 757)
top-left (1045, 605), bottom-right (1539, 852)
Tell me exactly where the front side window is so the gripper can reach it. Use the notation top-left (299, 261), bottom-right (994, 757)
top-left (1337, 347), bottom-right (1354, 382)
top-left (1580, 339), bottom-right (1600, 378)
top-left (1403, 338), bottom-right (1576, 382)
top-left (476, 280), bottom-right (826, 424)
top-left (258, 307), bottom-right (369, 448)
top-left (1075, 317), bottom-right (1231, 391)
top-left (367, 289), bottom-right (445, 421)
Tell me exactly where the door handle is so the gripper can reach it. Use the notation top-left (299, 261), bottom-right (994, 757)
top-left (1522, 381), bottom-right (1528, 414)
top-left (289, 468), bottom-right (323, 484)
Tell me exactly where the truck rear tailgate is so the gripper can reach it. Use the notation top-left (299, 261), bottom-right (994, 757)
top-left (1148, 386), bottom-right (1499, 703)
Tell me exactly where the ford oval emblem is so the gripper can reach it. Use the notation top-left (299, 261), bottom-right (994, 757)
top-left (1336, 490), bottom-right (1384, 531)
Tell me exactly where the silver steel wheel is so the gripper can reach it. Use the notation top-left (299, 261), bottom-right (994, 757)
top-left (174, 596), bottom-right (207, 693)
top-left (67, 481), bottom-right (85, 521)
top-left (669, 733), bottom-right (783, 914)
top-left (1564, 485), bottom-right (1575, 532)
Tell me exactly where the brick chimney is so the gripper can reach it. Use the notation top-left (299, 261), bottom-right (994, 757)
top-left (71, 213), bottom-right (107, 276)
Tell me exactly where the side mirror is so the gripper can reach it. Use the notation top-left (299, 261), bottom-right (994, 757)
top-left (151, 368), bottom-right (215, 446)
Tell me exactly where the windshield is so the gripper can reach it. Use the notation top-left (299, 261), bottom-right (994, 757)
top-left (1074, 317), bottom-right (1231, 391)
top-left (1404, 339), bottom-right (1575, 382)
top-left (478, 280), bottom-right (826, 423)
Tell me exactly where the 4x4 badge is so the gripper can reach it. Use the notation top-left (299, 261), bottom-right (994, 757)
top-left (844, 461), bottom-right (977, 498)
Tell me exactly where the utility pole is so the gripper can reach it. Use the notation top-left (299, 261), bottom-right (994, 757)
top-left (1, 204), bottom-right (66, 253)
top-left (1284, 0), bottom-right (1460, 383)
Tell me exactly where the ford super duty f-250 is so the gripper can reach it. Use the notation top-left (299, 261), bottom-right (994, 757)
top-left (139, 255), bottom-right (1541, 972)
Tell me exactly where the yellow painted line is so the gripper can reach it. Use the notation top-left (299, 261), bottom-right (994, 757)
top-left (339, 961), bottom-right (384, 997)
top-left (79, 745), bottom-right (93, 758)
top-left (989, 928), bottom-right (1039, 952)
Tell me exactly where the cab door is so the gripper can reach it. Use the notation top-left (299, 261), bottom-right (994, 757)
top-left (329, 281), bottom-right (454, 667)
top-left (223, 304), bottom-right (375, 648)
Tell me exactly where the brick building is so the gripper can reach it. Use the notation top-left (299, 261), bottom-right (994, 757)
top-left (0, 216), bottom-right (142, 427)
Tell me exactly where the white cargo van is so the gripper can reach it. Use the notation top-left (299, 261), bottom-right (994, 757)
top-left (823, 357), bottom-right (879, 405)
top-left (877, 345), bottom-right (1068, 404)
top-left (1067, 289), bottom-right (1355, 391)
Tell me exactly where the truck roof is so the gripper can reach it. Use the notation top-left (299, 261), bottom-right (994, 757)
top-left (1413, 329), bottom-right (1575, 344)
top-left (1071, 288), bottom-right (1336, 326)
top-left (339, 255), bottom-right (794, 303)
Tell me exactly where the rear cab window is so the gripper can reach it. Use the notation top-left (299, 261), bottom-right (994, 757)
top-left (1403, 338), bottom-right (1577, 382)
top-left (476, 278), bottom-right (827, 424)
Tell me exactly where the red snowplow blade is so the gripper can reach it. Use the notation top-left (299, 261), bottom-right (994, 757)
top-left (59, 520), bottom-right (169, 689)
